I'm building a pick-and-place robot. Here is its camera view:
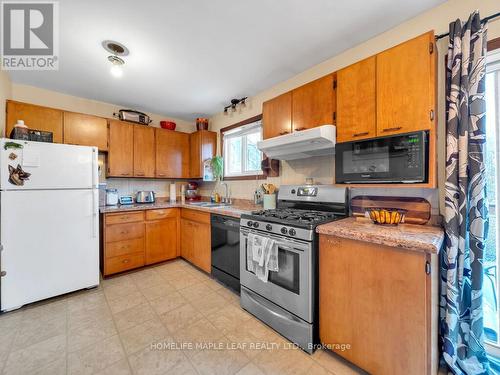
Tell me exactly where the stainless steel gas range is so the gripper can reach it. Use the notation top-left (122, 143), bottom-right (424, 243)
top-left (239, 185), bottom-right (348, 353)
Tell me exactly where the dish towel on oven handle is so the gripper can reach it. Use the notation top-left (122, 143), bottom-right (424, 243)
top-left (246, 233), bottom-right (279, 282)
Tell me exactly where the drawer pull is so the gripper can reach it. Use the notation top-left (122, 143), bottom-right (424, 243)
top-left (157, 173), bottom-right (165, 177)
top-left (294, 127), bottom-right (305, 131)
top-left (136, 172), bottom-right (145, 176)
top-left (382, 126), bottom-right (402, 132)
top-left (279, 131), bottom-right (290, 135)
top-left (122, 259), bottom-right (130, 264)
top-left (121, 245), bottom-right (130, 250)
top-left (120, 173), bottom-right (130, 176)
top-left (353, 132), bottom-right (369, 137)
top-left (120, 231), bottom-right (128, 235)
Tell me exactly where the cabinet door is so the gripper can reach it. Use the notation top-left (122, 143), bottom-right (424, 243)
top-left (145, 217), bottom-right (178, 264)
top-left (319, 235), bottom-right (428, 375)
top-left (377, 31), bottom-right (435, 135)
top-left (6, 101), bottom-right (63, 143)
top-left (336, 56), bottom-right (376, 142)
top-left (189, 130), bottom-right (217, 178)
top-left (63, 112), bottom-right (108, 151)
top-left (108, 120), bottom-right (134, 177)
top-left (292, 75), bottom-right (334, 132)
top-left (133, 125), bottom-right (156, 177)
top-left (262, 92), bottom-right (292, 139)
top-left (180, 218), bottom-right (193, 261)
top-left (191, 221), bottom-right (211, 273)
top-left (156, 129), bottom-right (190, 178)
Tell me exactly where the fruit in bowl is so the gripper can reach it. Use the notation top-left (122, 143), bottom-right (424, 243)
top-left (160, 121), bottom-right (176, 130)
top-left (368, 208), bottom-right (407, 225)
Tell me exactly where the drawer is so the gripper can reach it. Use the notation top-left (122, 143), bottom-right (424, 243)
top-left (106, 222), bottom-right (145, 243)
top-left (106, 238), bottom-right (144, 258)
top-left (106, 211), bottom-right (144, 225)
top-left (105, 253), bottom-right (144, 275)
top-left (181, 208), bottom-right (210, 224)
top-left (146, 208), bottom-right (178, 221)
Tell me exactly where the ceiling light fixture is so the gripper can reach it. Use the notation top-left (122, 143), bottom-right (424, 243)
top-left (102, 40), bottom-right (129, 78)
top-left (223, 97), bottom-right (248, 115)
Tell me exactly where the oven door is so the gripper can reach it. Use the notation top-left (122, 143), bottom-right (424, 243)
top-left (335, 131), bottom-right (428, 183)
top-left (239, 227), bottom-right (312, 322)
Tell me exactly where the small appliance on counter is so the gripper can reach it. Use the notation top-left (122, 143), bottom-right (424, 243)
top-left (185, 181), bottom-right (201, 201)
top-left (136, 190), bottom-right (155, 203)
top-left (98, 183), bottom-right (107, 206)
top-left (119, 195), bottom-right (134, 205)
top-left (106, 188), bottom-right (119, 206)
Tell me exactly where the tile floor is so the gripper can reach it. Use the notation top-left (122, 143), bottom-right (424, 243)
top-left (0, 259), bottom-right (377, 374)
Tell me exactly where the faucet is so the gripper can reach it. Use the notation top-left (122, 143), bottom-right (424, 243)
top-left (220, 182), bottom-right (231, 204)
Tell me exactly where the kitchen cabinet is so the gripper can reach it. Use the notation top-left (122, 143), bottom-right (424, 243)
top-left (107, 120), bottom-right (134, 177)
top-left (319, 234), bottom-right (438, 375)
top-left (6, 100), bottom-right (63, 143)
top-left (180, 209), bottom-right (211, 273)
top-left (336, 57), bottom-right (376, 142)
top-left (63, 112), bottom-right (108, 151)
top-left (189, 130), bottom-right (217, 179)
top-left (376, 31), bottom-right (436, 135)
top-left (102, 211), bottom-right (145, 276)
top-left (292, 74), bottom-right (335, 132)
top-left (145, 209), bottom-right (179, 264)
top-left (133, 125), bottom-right (156, 178)
top-left (262, 92), bottom-right (292, 139)
top-left (156, 128), bottom-right (190, 178)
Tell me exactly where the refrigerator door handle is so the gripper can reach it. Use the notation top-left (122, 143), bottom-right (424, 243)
top-left (92, 190), bottom-right (98, 238)
top-left (92, 149), bottom-right (98, 188)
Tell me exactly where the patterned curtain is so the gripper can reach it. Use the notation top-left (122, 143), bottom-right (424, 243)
top-left (440, 11), bottom-right (490, 375)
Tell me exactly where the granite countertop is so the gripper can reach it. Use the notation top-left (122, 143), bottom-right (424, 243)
top-left (316, 217), bottom-right (444, 254)
top-left (99, 198), bottom-right (259, 218)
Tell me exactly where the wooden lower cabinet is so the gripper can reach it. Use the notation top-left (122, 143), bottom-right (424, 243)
top-left (102, 208), bottom-right (210, 276)
top-left (145, 209), bottom-right (179, 265)
top-left (319, 235), bottom-right (438, 375)
top-left (180, 209), bottom-right (211, 273)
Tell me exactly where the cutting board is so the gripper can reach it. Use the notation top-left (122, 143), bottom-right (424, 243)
top-left (350, 195), bottom-right (432, 225)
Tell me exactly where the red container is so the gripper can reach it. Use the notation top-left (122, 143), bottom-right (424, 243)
top-left (160, 121), bottom-right (176, 130)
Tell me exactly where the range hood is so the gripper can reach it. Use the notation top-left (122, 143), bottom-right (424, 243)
top-left (257, 125), bottom-right (336, 160)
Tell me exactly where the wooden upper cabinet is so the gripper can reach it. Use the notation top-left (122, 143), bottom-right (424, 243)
top-left (189, 130), bottom-right (217, 179)
top-left (108, 120), bottom-right (134, 177)
top-left (6, 101), bottom-right (63, 143)
top-left (376, 31), bottom-right (435, 135)
top-left (133, 125), bottom-right (156, 178)
top-left (262, 92), bottom-right (292, 139)
top-left (336, 56), bottom-right (377, 142)
top-left (63, 112), bottom-right (108, 151)
top-left (156, 129), bottom-right (190, 178)
top-left (292, 74), bottom-right (334, 132)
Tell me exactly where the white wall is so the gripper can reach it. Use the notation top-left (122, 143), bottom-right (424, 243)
top-left (203, 0), bottom-right (500, 214)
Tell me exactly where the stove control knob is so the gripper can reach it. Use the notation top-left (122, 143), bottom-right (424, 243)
top-left (247, 221), bottom-right (253, 227)
top-left (281, 227), bottom-right (288, 235)
top-left (291, 189), bottom-right (296, 194)
top-left (289, 228), bottom-right (296, 236)
top-left (253, 222), bottom-right (260, 228)
top-left (266, 224), bottom-right (272, 231)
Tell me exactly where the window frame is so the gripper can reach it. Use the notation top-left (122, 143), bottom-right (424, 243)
top-left (485, 36), bottom-right (500, 357)
top-left (220, 114), bottom-right (265, 181)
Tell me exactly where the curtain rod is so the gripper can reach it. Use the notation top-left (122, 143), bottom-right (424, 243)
top-left (435, 11), bottom-right (500, 40)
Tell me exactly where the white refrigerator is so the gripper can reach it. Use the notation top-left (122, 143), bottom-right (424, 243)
top-left (0, 138), bottom-right (99, 311)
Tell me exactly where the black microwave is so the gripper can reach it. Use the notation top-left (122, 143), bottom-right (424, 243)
top-left (335, 131), bottom-right (429, 184)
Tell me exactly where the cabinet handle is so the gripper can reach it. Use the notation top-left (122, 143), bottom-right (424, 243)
top-left (122, 259), bottom-right (130, 264)
top-left (120, 173), bottom-right (130, 176)
top-left (121, 216), bottom-right (129, 220)
top-left (136, 172), bottom-right (145, 176)
top-left (294, 127), bottom-right (306, 132)
top-left (382, 126), bottom-right (402, 133)
top-left (120, 230), bottom-right (128, 235)
top-left (121, 245), bottom-right (130, 250)
top-left (157, 173), bottom-right (165, 177)
top-left (353, 132), bottom-right (369, 137)
top-left (279, 131), bottom-right (290, 135)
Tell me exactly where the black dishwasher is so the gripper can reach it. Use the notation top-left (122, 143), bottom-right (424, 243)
top-left (211, 214), bottom-right (240, 293)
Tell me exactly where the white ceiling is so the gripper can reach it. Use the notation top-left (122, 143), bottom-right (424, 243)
top-left (8, 0), bottom-right (445, 120)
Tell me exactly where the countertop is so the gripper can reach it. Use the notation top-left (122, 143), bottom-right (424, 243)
top-left (99, 198), bottom-right (259, 218)
top-left (316, 217), bottom-right (444, 254)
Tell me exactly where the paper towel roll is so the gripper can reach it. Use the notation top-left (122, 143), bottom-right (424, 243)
top-left (170, 183), bottom-right (176, 203)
